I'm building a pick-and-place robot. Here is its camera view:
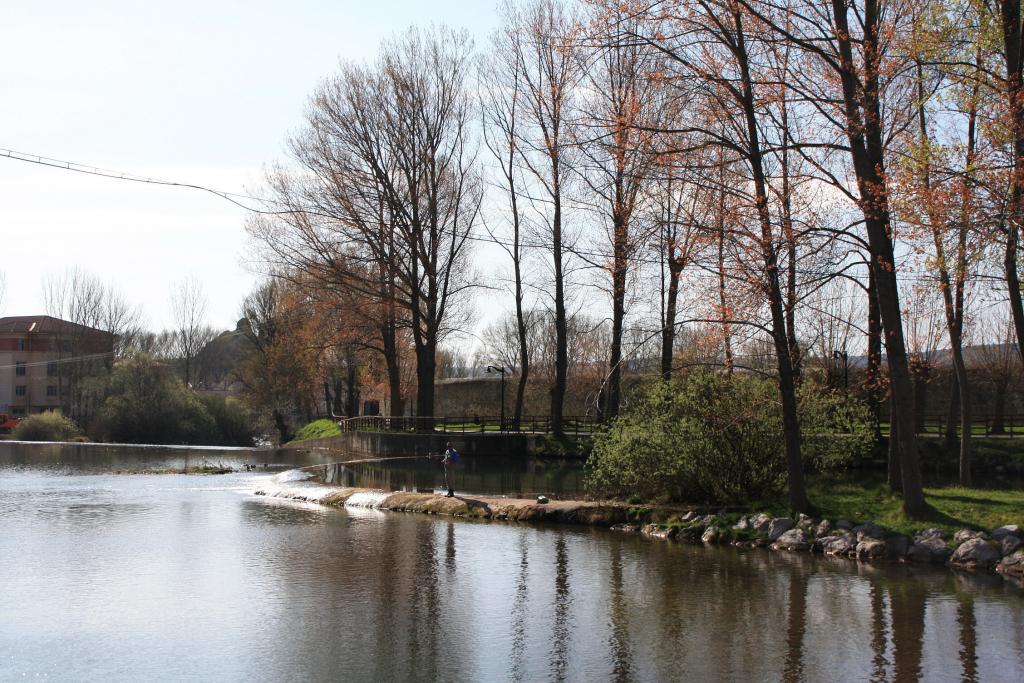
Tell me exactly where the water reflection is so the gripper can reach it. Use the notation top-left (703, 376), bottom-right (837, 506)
top-left (551, 537), bottom-right (572, 681)
top-left (508, 535), bottom-right (530, 682)
top-left (319, 455), bottom-right (585, 497)
top-left (1, 467), bottom-right (1022, 682)
top-left (0, 439), bottom-right (333, 472)
top-left (783, 565), bottom-right (807, 683)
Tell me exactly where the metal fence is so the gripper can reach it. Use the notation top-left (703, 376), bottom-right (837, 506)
top-left (337, 415), bottom-right (599, 436)
top-left (910, 414), bottom-right (1024, 438)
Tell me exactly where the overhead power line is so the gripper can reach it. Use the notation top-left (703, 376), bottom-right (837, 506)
top-left (0, 145), bottom-right (989, 285)
top-left (0, 146), bottom-right (279, 215)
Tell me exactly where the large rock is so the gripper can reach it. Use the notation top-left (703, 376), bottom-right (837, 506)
top-left (824, 533), bottom-right (858, 557)
top-left (991, 525), bottom-right (1021, 542)
top-left (856, 539), bottom-right (887, 560)
top-left (749, 513), bottom-right (772, 534)
top-left (997, 550), bottom-right (1024, 577)
top-left (836, 519), bottom-right (853, 531)
top-left (814, 520), bottom-right (832, 538)
top-left (677, 525), bottom-right (704, 542)
top-left (702, 527), bottom-right (719, 545)
top-left (732, 516), bottom-right (751, 531)
top-left (1003, 536), bottom-right (1022, 557)
top-left (907, 536), bottom-right (952, 564)
top-left (797, 514), bottom-right (814, 530)
top-left (774, 528), bottom-right (810, 551)
top-left (914, 528), bottom-right (948, 543)
top-left (885, 534), bottom-right (911, 561)
top-left (954, 529), bottom-right (987, 545)
top-left (769, 518), bottom-right (795, 541)
top-left (950, 538), bottom-right (1001, 570)
top-left (641, 524), bottom-right (677, 540)
top-left (853, 521), bottom-right (886, 541)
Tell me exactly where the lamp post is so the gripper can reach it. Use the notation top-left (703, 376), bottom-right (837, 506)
top-left (486, 365), bottom-right (506, 431)
top-left (832, 350), bottom-right (849, 389)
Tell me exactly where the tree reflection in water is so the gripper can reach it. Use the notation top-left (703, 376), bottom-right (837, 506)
top-left (507, 534), bottom-right (530, 682)
top-left (550, 537), bottom-right (572, 681)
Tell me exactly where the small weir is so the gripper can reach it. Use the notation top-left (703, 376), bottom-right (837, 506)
top-left (343, 490), bottom-right (392, 509)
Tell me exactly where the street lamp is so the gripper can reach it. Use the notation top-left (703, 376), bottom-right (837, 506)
top-left (832, 350), bottom-right (849, 389)
top-left (486, 365), bottom-right (506, 431)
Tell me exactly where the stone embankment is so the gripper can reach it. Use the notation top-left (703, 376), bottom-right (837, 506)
top-left (254, 482), bottom-right (1024, 582)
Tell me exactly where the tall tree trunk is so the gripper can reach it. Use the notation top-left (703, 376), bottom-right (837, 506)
top-left (889, 381), bottom-right (903, 491)
top-left (1001, 0), bottom-right (1024, 363)
top-left (717, 174), bottom-right (734, 374)
top-left (780, 98), bottom-right (801, 379)
top-left (551, 197), bottom-right (568, 436)
top-left (866, 270), bottom-right (883, 441)
top-left (831, 0), bottom-right (925, 515)
top-left (414, 341), bottom-right (436, 430)
top-left (661, 262), bottom-right (681, 379)
top-left (945, 377), bottom-right (960, 449)
top-left (345, 359), bottom-right (359, 418)
top-left (604, 211), bottom-right (628, 420)
top-left (734, 9), bottom-right (807, 512)
top-left (381, 316), bottom-right (403, 418)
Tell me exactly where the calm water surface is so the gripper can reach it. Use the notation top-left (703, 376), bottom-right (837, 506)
top-left (1, 445), bottom-right (1023, 682)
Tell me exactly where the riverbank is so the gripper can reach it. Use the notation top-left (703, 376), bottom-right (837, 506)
top-left (255, 479), bottom-right (1024, 582)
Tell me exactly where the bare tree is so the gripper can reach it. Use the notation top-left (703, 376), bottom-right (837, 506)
top-left (253, 26), bottom-right (481, 425)
top-left (170, 277), bottom-right (216, 388)
top-left (578, 2), bottom-right (667, 420)
top-left (512, 0), bottom-right (581, 435)
top-left (42, 267), bottom-right (142, 426)
top-left (482, 7), bottom-right (532, 428)
top-left (737, 0), bottom-right (929, 515)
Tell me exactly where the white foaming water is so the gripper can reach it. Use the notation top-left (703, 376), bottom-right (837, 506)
top-left (344, 490), bottom-right (391, 509)
top-left (274, 469), bottom-right (314, 483)
top-left (255, 482), bottom-right (340, 503)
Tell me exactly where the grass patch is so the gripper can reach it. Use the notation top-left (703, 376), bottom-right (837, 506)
top-left (290, 419), bottom-right (341, 443)
top-left (748, 477), bottom-right (1024, 536)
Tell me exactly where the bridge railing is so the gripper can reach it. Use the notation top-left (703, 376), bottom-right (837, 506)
top-left (337, 415), bottom-right (599, 435)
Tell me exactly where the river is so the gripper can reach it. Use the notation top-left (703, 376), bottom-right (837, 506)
top-left (1, 443), bottom-right (1022, 681)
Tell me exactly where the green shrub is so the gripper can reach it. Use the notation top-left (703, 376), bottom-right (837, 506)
top-left (199, 395), bottom-right (257, 447)
top-left (11, 411), bottom-right (81, 442)
top-left (586, 372), bottom-right (873, 505)
top-left (797, 381), bottom-right (874, 469)
top-left (92, 354), bottom-right (254, 446)
top-left (290, 418), bottom-right (341, 443)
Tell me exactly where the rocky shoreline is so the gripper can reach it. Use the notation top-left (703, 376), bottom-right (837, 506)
top-left (254, 482), bottom-right (1024, 583)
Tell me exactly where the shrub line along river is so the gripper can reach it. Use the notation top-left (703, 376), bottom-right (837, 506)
top-left (1, 441), bottom-right (1022, 682)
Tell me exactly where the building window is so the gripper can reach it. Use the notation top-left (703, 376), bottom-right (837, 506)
top-left (47, 362), bottom-right (58, 377)
top-left (12, 407), bottom-right (25, 416)
top-left (15, 385), bottom-right (27, 396)
top-left (46, 385), bottom-right (58, 397)
top-left (15, 362), bottom-right (26, 376)
top-left (17, 338), bottom-right (25, 351)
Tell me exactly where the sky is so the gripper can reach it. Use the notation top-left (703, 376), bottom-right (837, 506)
top-left (0, 0), bottom-right (499, 331)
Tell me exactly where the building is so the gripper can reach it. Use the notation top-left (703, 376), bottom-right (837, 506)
top-left (0, 315), bottom-right (115, 416)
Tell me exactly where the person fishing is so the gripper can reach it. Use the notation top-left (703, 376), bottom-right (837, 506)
top-left (440, 441), bottom-right (459, 497)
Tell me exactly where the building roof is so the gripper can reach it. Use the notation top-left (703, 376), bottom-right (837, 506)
top-left (0, 315), bottom-right (113, 337)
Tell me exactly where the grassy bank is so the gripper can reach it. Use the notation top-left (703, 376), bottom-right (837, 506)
top-left (288, 419), bottom-right (341, 444)
top-left (749, 478), bottom-right (1024, 537)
